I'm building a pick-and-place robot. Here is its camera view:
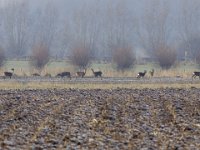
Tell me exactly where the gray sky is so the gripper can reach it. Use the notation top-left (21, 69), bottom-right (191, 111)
top-left (0, 0), bottom-right (199, 59)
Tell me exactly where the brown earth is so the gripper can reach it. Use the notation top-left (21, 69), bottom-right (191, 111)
top-left (0, 88), bottom-right (200, 149)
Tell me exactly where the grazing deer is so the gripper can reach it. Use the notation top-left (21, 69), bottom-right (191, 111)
top-left (32, 73), bottom-right (40, 77)
top-left (149, 69), bottom-right (154, 77)
top-left (4, 68), bottom-right (14, 79)
top-left (137, 70), bottom-right (147, 78)
top-left (192, 71), bottom-right (200, 79)
top-left (76, 69), bottom-right (86, 78)
top-left (91, 68), bottom-right (102, 78)
top-left (56, 72), bottom-right (71, 79)
top-left (44, 73), bottom-right (51, 78)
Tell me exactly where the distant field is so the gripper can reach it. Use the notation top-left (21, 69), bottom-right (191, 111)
top-left (1, 60), bottom-right (199, 77)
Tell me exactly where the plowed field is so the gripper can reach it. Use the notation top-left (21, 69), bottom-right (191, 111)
top-left (0, 88), bottom-right (200, 149)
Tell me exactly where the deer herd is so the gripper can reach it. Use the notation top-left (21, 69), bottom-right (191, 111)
top-left (2, 68), bottom-right (102, 79)
top-left (2, 68), bottom-right (200, 80)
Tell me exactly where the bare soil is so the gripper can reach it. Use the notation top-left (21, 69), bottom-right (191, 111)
top-left (0, 88), bottom-right (200, 149)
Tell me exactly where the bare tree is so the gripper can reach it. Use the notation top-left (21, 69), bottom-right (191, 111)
top-left (104, 1), bottom-right (136, 71)
top-left (0, 47), bottom-right (5, 68)
top-left (180, 36), bottom-right (200, 61)
top-left (3, 0), bottom-right (30, 58)
top-left (178, 0), bottom-right (200, 61)
top-left (136, 0), bottom-right (178, 69)
top-left (70, 42), bottom-right (91, 69)
top-left (103, 0), bottom-right (135, 58)
top-left (137, 0), bottom-right (171, 57)
top-left (197, 53), bottom-right (200, 66)
top-left (112, 46), bottom-right (135, 71)
top-left (70, 2), bottom-right (101, 58)
top-left (155, 44), bottom-right (177, 69)
top-left (32, 1), bottom-right (58, 50)
top-left (30, 43), bottom-right (50, 72)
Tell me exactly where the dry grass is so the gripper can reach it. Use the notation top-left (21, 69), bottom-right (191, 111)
top-left (1, 60), bottom-right (198, 78)
top-left (0, 68), bottom-right (194, 79)
top-left (0, 81), bottom-right (200, 90)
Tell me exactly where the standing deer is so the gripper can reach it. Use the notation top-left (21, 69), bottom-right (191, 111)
top-left (56, 72), bottom-right (71, 79)
top-left (91, 69), bottom-right (102, 78)
top-left (4, 68), bottom-right (14, 79)
top-left (137, 70), bottom-right (147, 78)
top-left (149, 69), bottom-right (154, 77)
top-left (76, 69), bottom-right (86, 78)
top-left (192, 71), bottom-right (200, 79)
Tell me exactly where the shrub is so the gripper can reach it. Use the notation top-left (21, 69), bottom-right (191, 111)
top-left (70, 43), bottom-right (91, 68)
top-left (112, 46), bottom-right (135, 71)
top-left (0, 47), bottom-right (5, 68)
top-left (30, 43), bottom-right (50, 71)
top-left (154, 44), bottom-right (177, 69)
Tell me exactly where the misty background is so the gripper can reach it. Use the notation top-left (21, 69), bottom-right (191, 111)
top-left (0, 0), bottom-right (199, 62)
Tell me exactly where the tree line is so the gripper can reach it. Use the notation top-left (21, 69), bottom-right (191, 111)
top-left (0, 0), bottom-right (200, 70)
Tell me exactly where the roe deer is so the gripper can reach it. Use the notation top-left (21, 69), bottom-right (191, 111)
top-left (192, 71), bottom-right (200, 79)
top-left (56, 72), bottom-right (71, 79)
top-left (91, 69), bottom-right (102, 78)
top-left (44, 73), bottom-right (51, 78)
top-left (32, 73), bottom-right (40, 76)
top-left (76, 69), bottom-right (86, 78)
top-left (4, 68), bottom-right (14, 79)
top-left (149, 69), bottom-right (154, 77)
top-left (137, 70), bottom-right (147, 78)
